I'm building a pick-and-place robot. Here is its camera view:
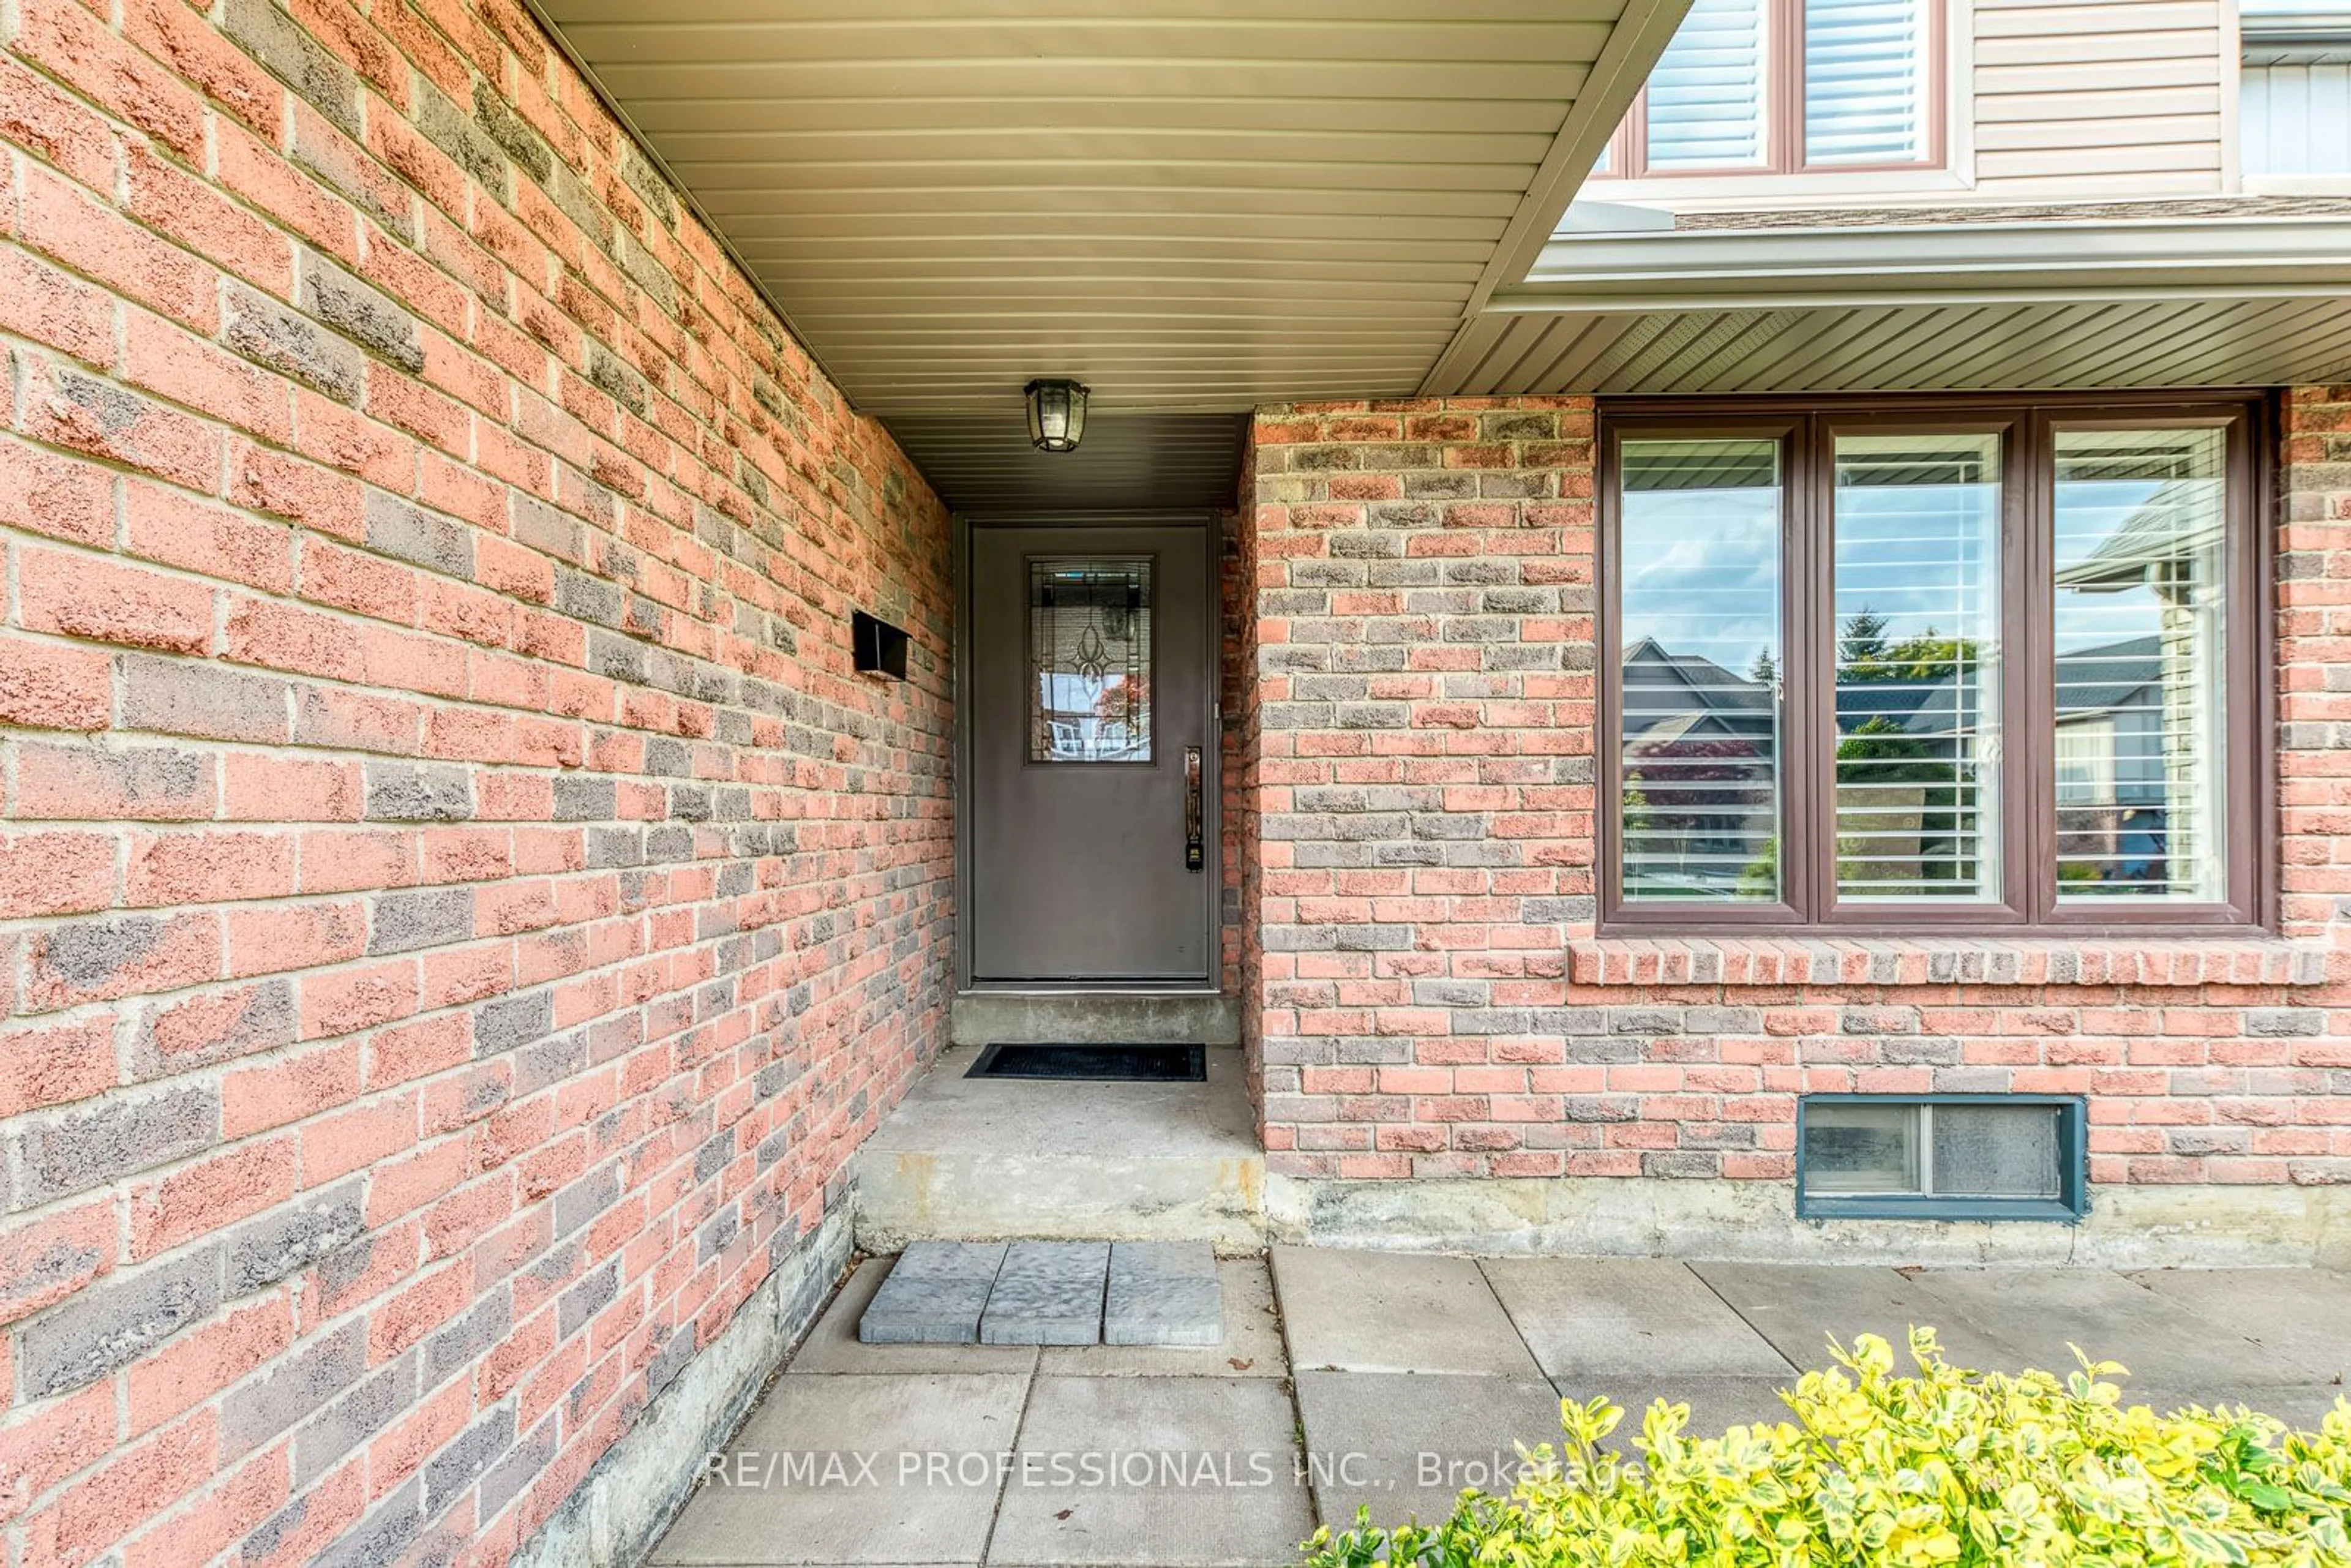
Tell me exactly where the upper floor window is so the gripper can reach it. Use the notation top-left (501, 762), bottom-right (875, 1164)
top-left (1601, 397), bottom-right (2268, 932)
top-left (1594, 0), bottom-right (1942, 179)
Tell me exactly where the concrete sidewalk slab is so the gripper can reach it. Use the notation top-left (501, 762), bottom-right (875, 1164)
top-left (1274, 1248), bottom-right (1541, 1377)
top-left (1485, 1258), bottom-right (1794, 1379)
top-left (792, 1259), bottom-right (1040, 1376)
top-left (661, 1249), bottom-right (2351, 1567)
top-left (2127, 1268), bottom-right (2351, 1384)
top-left (1294, 1371), bottom-right (1563, 1529)
top-left (988, 1376), bottom-right (1312, 1566)
top-left (1902, 1267), bottom-right (2316, 1386)
top-left (651, 1371), bottom-right (1026, 1566)
top-left (1690, 1262), bottom-right (2014, 1371)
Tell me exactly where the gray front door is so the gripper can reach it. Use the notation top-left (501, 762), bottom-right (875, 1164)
top-left (969, 521), bottom-right (1214, 982)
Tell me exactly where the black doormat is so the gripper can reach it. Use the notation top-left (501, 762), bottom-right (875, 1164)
top-left (966, 1043), bottom-right (1207, 1082)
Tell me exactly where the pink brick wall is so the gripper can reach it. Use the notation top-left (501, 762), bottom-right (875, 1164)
top-left (0, 0), bottom-right (955, 1556)
top-left (1239, 393), bottom-right (2351, 1187)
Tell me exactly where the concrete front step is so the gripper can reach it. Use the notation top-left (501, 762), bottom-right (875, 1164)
top-left (852, 1045), bottom-right (1266, 1251)
top-left (948, 989), bottom-right (1242, 1046)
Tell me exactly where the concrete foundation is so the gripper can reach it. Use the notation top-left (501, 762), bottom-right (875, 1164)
top-left (1264, 1175), bottom-right (2351, 1268)
top-left (509, 1206), bottom-right (852, 1568)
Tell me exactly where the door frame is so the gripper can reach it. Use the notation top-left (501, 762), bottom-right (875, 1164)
top-left (953, 509), bottom-right (1224, 993)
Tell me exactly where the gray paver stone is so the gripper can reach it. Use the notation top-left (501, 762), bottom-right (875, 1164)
top-left (798, 1258), bottom-right (1037, 1373)
top-left (981, 1241), bottom-right (1109, 1345)
top-left (859, 1242), bottom-right (1005, 1344)
top-left (1104, 1242), bottom-right (1222, 1347)
top-left (1106, 1277), bottom-right (1221, 1348)
top-left (1109, 1240), bottom-right (1217, 1278)
top-left (1042, 1257), bottom-right (1287, 1378)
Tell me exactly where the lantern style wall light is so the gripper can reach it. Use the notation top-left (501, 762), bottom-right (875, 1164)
top-left (1024, 378), bottom-right (1089, 453)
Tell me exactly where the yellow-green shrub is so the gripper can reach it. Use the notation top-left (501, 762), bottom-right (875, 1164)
top-left (1303, 1329), bottom-right (2351, 1567)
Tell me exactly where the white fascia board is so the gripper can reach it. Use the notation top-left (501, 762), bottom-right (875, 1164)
top-left (1503, 217), bottom-right (2351, 309)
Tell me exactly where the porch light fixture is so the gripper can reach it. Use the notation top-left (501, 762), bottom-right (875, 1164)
top-left (1025, 378), bottom-right (1089, 453)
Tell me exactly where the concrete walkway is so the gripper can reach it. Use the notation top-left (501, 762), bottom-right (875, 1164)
top-left (650, 1251), bottom-right (2351, 1568)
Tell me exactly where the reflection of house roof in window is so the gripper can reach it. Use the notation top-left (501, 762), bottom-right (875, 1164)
top-left (1837, 677), bottom-right (1949, 732)
top-left (2055, 479), bottom-right (2225, 591)
top-left (1624, 638), bottom-right (1774, 713)
top-left (1827, 637), bottom-right (2165, 735)
top-left (1625, 710), bottom-right (1715, 748)
top-left (2055, 635), bottom-right (2163, 713)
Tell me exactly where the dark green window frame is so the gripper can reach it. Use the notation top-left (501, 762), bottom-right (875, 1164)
top-left (1795, 1093), bottom-right (2088, 1222)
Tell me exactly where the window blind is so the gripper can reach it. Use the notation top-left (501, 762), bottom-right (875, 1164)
top-left (1645, 0), bottom-right (1769, 168)
top-left (1829, 433), bottom-right (2002, 903)
top-left (1804, 0), bottom-right (1927, 163)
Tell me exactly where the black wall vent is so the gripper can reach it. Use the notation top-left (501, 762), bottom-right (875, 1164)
top-left (852, 610), bottom-right (909, 678)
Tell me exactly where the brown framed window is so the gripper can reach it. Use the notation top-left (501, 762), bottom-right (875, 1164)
top-left (1599, 395), bottom-right (2270, 932)
top-left (1591, 0), bottom-right (1946, 179)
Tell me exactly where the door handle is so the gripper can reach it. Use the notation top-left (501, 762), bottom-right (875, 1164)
top-left (1183, 746), bottom-right (1204, 871)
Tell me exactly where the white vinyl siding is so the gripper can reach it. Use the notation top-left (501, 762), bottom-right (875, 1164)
top-left (1805, 0), bottom-right (1931, 162)
top-left (1646, 0), bottom-right (1771, 167)
top-left (1970, 0), bottom-right (2225, 193)
top-left (2243, 63), bottom-right (2351, 175)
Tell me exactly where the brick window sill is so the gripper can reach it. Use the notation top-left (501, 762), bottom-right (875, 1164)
top-left (1567, 935), bottom-right (2331, 989)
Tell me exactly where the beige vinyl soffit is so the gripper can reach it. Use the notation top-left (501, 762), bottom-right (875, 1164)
top-left (523, 0), bottom-right (1692, 424)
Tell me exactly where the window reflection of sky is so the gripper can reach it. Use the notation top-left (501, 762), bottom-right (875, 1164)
top-left (1621, 486), bottom-right (1780, 674)
top-left (1832, 482), bottom-right (1997, 642)
top-left (1623, 479), bottom-right (2217, 661)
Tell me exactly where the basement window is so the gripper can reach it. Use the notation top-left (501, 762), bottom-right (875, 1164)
top-left (1797, 1095), bottom-right (2086, 1220)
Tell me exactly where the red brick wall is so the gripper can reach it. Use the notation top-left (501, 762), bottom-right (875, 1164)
top-left (0, 0), bottom-right (956, 1556)
top-left (1240, 394), bottom-right (2351, 1188)
top-left (1221, 465), bottom-right (1261, 1086)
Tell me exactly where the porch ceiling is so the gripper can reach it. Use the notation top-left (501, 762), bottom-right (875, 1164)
top-left (524, 0), bottom-right (1690, 505)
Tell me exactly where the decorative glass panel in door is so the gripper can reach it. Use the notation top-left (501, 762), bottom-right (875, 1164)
top-left (1029, 559), bottom-right (1153, 762)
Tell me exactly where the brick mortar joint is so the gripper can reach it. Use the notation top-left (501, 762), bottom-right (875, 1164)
top-left (1564, 931), bottom-right (2338, 991)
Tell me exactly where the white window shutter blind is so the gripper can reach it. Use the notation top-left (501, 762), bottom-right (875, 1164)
top-left (1644, 0), bottom-right (1769, 168)
top-left (1804, 0), bottom-right (1928, 163)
